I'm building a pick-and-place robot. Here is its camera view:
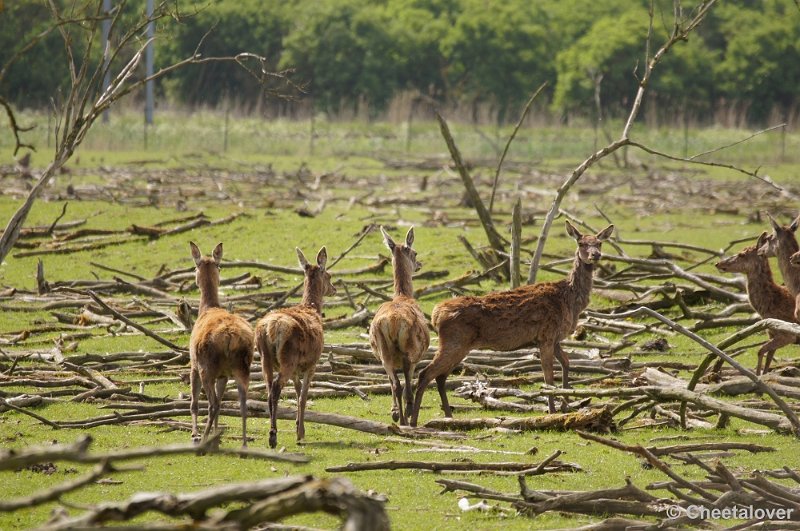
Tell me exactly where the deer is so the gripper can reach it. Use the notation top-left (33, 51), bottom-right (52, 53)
top-left (188, 242), bottom-right (254, 449)
top-left (409, 221), bottom-right (614, 426)
top-left (256, 247), bottom-right (336, 449)
top-left (369, 226), bottom-right (430, 425)
top-left (758, 213), bottom-right (800, 296)
top-left (786, 251), bottom-right (800, 322)
top-left (716, 232), bottom-right (798, 375)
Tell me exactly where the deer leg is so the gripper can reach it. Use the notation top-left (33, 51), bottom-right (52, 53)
top-left (258, 336), bottom-right (274, 403)
top-left (201, 373), bottom-right (218, 445)
top-left (758, 333), bottom-right (793, 375)
top-left (539, 342), bottom-right (557, 414)
top-left (410, 366), bottom-right (430, 428)
top-left (297, 371), bottom-right (314, 442)
top-left (268, 375), bottom-right (282, 449)
top-left (384, 366), bottom-right (402, 423)
top-left (293, 376), bottom-right (303, 439)
top-left (710, 356), bottom-right (725, 377)
top-left (236, 380), bottom-right (248, 449)
top-left (189, 367), bottom-right (201, 442)
top-left (401, 358), bottom-right (414, 426)
top-left (436, 374), bottom-right (451, 417)
top-left (411, 340), bottom-right (468, 426)
top-left (554, 343), bottom-right (570, 389)
top-left (214, 377), bottom-right (227, 432)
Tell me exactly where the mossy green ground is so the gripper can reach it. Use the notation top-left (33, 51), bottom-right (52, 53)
top-left (2, 114), bottom-right (800, 529)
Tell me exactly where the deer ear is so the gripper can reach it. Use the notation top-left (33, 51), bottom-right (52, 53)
top-left (766, 212), bottom-right (781, 232)
top-left (756, 231), bottom-right (770, 248)
top-left (296, 247), bottom-right (310, 269)
top-left (380, 226), bottom-right (396, 252)
top-left (190, 241), bottom-right (202, 266)
top-left (790, 215), bottom-right (800, 233)
top-left (596, 225), bottom-right (614, 241)
top-left (405, 226), bottom-right (415, 248)
top-left (565, 220), bottom-right (582, 240)
top-left (212, 243), bottom-right (223, 265)
top-left (316, 246), bottom-right (328, 269)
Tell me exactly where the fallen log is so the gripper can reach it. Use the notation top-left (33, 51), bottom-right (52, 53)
top-left (38, 476), bottom-right (389, 531)
top-left (422, 407), bottom-right (615, 433)
top-left (327, 452), bottom-right (579, 475)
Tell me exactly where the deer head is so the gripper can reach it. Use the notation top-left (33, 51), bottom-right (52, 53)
top-left (717, 233), bottom-right (768, 273)
top-left (381, 226), bottom-right (421, 273)
top-left (297, 246), bottom-right (336, 302)
top-left (759, 212), bottom-right (800, 257)
top-left (190, 241), bottom-right (221, 287)
top-left (190, 241), bottom-right (222, 312)
top-left (565, 221), bottom-right (614, 265)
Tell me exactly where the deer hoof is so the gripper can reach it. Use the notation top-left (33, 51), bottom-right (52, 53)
top-left (391, 410), bottom-right (400, 423)
top-left (192, 435), bottom-right (201, 446)
top-left (268, 431), bottom-right (278, 449)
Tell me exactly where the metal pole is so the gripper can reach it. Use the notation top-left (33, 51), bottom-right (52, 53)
top-left (101, 0), bottom-right (111, 123)
top-left (145, 0), bottom-right (154, 126)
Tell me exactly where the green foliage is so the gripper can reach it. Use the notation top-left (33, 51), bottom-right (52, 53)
top-left (2, 0), bottom-right (800, 123)
top-left (440, 0), bottom-right (553, 121)
top-left (0, 2), bottom-right (78, 107)
top-left (713, 0), bottom-right (800, 120)
top-left (159, 0), bottom-right (290, 107)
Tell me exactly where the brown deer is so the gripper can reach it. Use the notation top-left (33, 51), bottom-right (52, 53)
top-left (758, 213), bottom-right (800, 296)
top-left (188, 242), bottom-right (254, 448)
top-left (369, 226), bottom-right (430, 425)
top-left (716, 232), bottom-right (797, 375)
top-left (786, 251), bottom-right (800, 322)
top-left (410, 221), bottom-right (614, 426)
top-left (256, 247), bottom-right (336, 449)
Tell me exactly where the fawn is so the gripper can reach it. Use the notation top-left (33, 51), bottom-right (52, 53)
top-left (369, 226), bottom-right (430, 425)
top-left (188, 242), bottom-right (254, 448)
top-left (256, 247), bottom-right (336, 449)
top-left (410, 221), bottom-right (614, 425)
top-left (717, 232), bottom-right (797, 375)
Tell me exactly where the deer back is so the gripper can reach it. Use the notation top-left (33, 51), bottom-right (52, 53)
top-left (432, 280), bottom-right (576, 351)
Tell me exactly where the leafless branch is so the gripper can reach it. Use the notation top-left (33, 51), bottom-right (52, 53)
top-left (528, 0), bottom-right (718, 283)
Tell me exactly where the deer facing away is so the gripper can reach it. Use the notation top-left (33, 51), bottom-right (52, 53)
top-left (717, 232), bottom-right (797, 375)
top-left (256, 247), bottom-right (335, 449)
top-left (188, 242), bottom-right (255, 448)
top-left (410, 221), bottom-right (614, 426)
top-left (369, 226), bottom-right (430, 425)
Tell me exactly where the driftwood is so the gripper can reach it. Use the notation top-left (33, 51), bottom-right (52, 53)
top-left (0, 433), bottom-right (306, 472)
top-left (438, 430), bottom-right (799, 528)
top-left (326, 454), bottom-right (580, 476)
top-left (38, 476), bottom-right (389, 531)
top-left (423, 407), bottom-right (615, 433)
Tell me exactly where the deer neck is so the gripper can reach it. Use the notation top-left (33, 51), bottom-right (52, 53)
top-left (744, 258), bottom-right (776, 302)
top-left (301, 277), bottom-right (324, 314)
top-left (776, 241), bottom-right (800, 293)
top-left (567, 252), bottom-right (594, 312)
top-left (392, 257), bottom-right (414, 298)
top-left (197, 276), bottom-right (221, 316)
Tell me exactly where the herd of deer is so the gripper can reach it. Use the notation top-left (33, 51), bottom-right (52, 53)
top-left (186, 213), bottom-right (800, 449)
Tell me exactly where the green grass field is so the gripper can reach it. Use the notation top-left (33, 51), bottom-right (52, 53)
top-left (1, 112), bottom-right (799, 529)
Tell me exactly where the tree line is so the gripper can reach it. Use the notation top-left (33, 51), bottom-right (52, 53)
top-left (2, 0), bottom-right (799, 125)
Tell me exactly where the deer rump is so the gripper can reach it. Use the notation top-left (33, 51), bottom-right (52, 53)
top-left (369, 296), bottom-right (429, 367)
top-left (432, 280), bottom-right (580, 352)
top-left (258, 307), bottom-right (324, 375)
top-left (191, 308), bottom-right (254, 377)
